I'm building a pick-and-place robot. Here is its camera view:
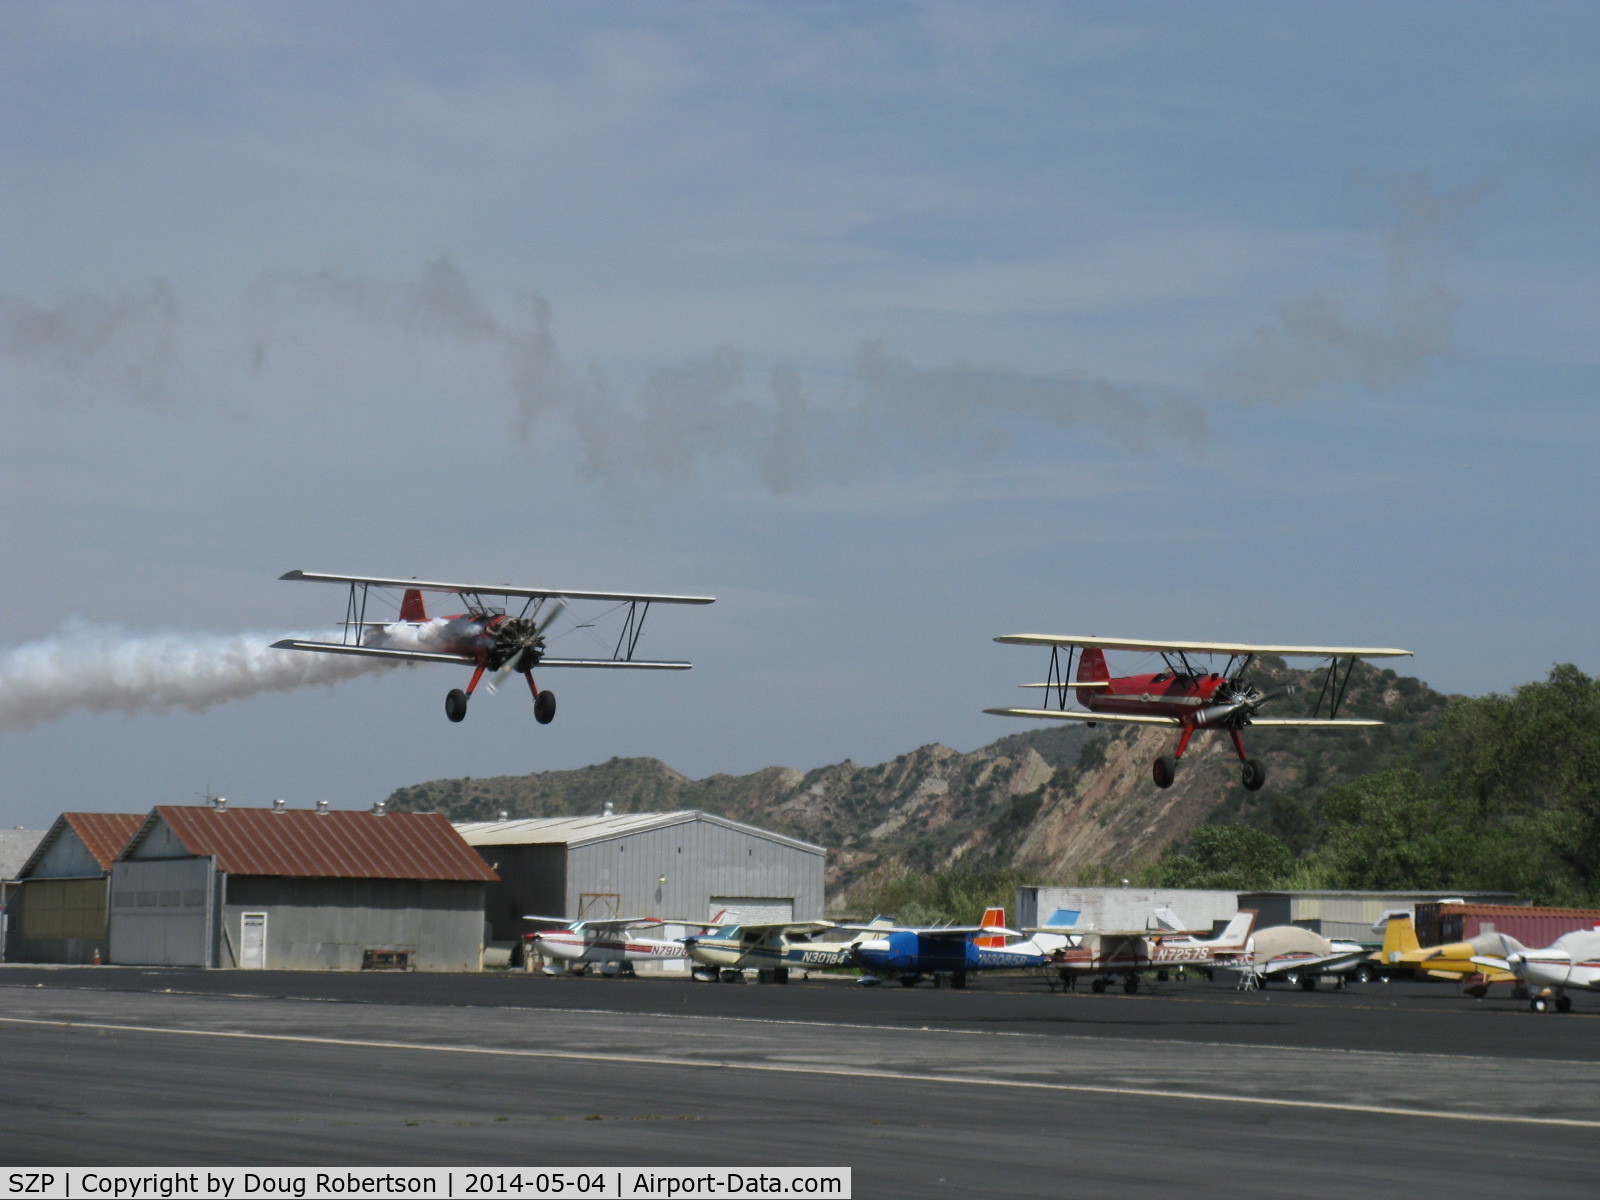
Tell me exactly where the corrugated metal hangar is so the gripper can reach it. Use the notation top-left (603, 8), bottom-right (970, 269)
top-left (109, 802), bottom-right (497, 971)
top-left (4, 813), bottom-right (143, 964)
top-left (1238, 889), bottom-right (1521, 942)
top-left (457, 810), bottom-right (826, 942)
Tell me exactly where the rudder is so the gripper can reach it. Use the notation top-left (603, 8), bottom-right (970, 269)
top-left (976, 906), bottom-right (1007, 948)
top-left (399, 588), bottom-right (428, 622)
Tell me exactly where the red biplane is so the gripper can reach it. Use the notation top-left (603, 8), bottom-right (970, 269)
top-left (986, 634), bottom-right (1412, 790)
top-left (273, 570), bottom-right (714, 723)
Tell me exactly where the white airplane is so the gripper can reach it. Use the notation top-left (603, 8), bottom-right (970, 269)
top-left (1036, 911), bottom-right (1257, 993)
top-left (1219, 925), bottom-right (1372, 991)
top-left (682, 919), bottom-right (849, 983)
top-left (1478, 927), bottom-right (1600, 1013)
top-left (274, 570), bottom-right (713, 723)
top-left (523, 916), bottom-right (705, 976)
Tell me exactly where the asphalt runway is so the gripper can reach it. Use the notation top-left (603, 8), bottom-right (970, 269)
top-left (2, 968), bottom-right (1597, 1198)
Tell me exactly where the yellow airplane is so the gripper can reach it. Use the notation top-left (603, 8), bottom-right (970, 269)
top-left (1371, 915), bottom-right (1520, 996)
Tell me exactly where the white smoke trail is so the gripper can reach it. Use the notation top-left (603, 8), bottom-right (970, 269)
top-left (0, 620), bottom-right (394, 733)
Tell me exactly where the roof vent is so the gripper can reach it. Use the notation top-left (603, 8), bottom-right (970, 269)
top-left (315, 799), bottom-right (330, 814)
top-left (603, 800), bottom-right (614, 817)
top-left (498, 810), bottom-right (508, 822)
top-left (372, 800), bottom-right (387, 815)
top-left (272, 799), bottom-right (286, 813)
top-left (212, 796), bottom-right (227, 811)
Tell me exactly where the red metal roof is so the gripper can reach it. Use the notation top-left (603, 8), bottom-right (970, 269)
top-left (142, 806), bottom-right (498, 882)
top-left (63, 813), bottom-right (146, 870)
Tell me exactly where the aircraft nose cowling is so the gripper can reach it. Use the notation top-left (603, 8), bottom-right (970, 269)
top-left (1193, 702), bottom-right (1248, 728)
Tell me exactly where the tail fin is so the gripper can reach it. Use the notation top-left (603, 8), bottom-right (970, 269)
top-left (976, 906), bottom-right (1007, 948)
top-left (400, 588), bottom-right (428, 622)
top-left (1209, 910), bottom-right (1256, 948)
top-left (1382, 915), bottom-right (1420, 961)
top-left (1077, 648), bottom-right (1110, 684)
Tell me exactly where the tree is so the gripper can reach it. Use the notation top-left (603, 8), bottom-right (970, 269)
top-left (1417, 664), bottom-right (1600, 903)
top-left (1157, 825), bottom-right (1295, 891)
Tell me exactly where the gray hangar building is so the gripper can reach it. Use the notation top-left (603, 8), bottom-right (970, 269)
top-left (456, 810), bottom-right (826, 942)
top-left (109, 803), bottom-right (498, 971)
top-left (4, 813), bottom-right (143, 964)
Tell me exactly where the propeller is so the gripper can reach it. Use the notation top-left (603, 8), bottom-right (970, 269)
top-left (1196, 682), bottom-right (1295, 729)
top-left (484, 598), bottom-right (567, 691)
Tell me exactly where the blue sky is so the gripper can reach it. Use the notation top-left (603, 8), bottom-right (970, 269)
top-left (2, 2), bottom-right (1596, 828)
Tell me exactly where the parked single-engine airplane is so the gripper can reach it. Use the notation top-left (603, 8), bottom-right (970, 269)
top-left (845, 908), bottom-right (1063, 988)
top-left (1478, 928), bottom-right (1600, 1013)
top-left (986, 634), bottom-right (1412, 790)
top-left (523, 916), bottom-right (707, 976)
top-left (1217, 925), bottom-right (1371, 991)
top-left (1041, 910), bottom-right (1257, 992)
top-left (683, 919), bottom-right (849, 983)
top-left (274, 570), bottom-right (714, 723)
top-left (1368, 914), bottom-right (1522, 995)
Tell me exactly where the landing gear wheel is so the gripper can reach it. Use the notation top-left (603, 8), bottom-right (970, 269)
top-left (1091, 978), bottom-right (1108, 994)
top-left (1299, 975), bottom-right (1318, 991)
top-left (1532, 996), bottom-right (1550, 1013)
top-left (1556, 995), bottom-right (1572, 1013)
top-left (1284, 970), bottom-right (1301, 987)
top-left (1353, 964), bottom-right (1376, 984)
top-left (1241, 759), bottom-right (1267, 791)
top-left (445, 689), bottom-right (468, 722)
top-left (534, 689), bottom-right (557, 725)
top-left (1152, 756), bottom-right (1177, 789)
top-left (951, 970), bottom-right (967, 990)
top-left (1123, 975), bottom-right (1140, 994)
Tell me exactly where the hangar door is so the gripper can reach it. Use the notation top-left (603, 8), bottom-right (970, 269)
top-left (710, 896), bottom-right (794, 925)
top-left (109, 857), bottom-right (215, 967)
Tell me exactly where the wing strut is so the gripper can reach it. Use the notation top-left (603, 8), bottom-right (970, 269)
top-left (615, 601), bottom-right (652, 662)
top-left (1043, 645), bottom-right (1077, 711)
top-left (1313, 656), bottom-right (1360, 719)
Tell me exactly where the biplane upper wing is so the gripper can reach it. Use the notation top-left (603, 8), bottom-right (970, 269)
top-left (281, 569), bottom-right (714, 605)
top-left (994, 634), bottom-right (1411, 658)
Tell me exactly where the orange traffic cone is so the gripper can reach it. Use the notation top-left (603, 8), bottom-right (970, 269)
top-left (91, 948), bottom-right (101, 965)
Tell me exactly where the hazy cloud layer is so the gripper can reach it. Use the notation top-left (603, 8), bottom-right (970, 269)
top-left (3, 259), bottom-right (1207, 493)
top-left (1211, 173), bottom-right (1483, 404)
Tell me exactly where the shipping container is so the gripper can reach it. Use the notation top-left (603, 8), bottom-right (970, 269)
top-left (1416, 903), bottom-right (1600, 949)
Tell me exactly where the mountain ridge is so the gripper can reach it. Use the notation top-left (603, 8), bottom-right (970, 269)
top-left (388, 658), bottom-right (1452, 905)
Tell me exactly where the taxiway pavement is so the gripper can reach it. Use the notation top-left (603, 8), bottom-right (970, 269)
top-left (1, 969), bottom-right (1596, 1197)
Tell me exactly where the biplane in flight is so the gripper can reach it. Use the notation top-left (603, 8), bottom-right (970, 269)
top-left (273, 570), bottom-right (714, 723)
top-left (986, 634), bottom-right (1412, 791)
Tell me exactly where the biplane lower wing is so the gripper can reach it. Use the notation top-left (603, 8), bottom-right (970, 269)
top-left (538, 658), bottom-right (692, 670)
top-left (984, 706), bottom-right (1178, 726)
top-left (271, 639), bottom-right (473, 665)
top-left (985, 707), bottom-right (1382, 729)
top-left (994, 634), bottom-right (1411, 658)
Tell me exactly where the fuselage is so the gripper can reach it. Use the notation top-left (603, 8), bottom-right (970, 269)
top-left (686, 932), bottom-right (855, 972)
top-left (851, 931), bottom-right (1060, 976)
top-left (1514, 931), bottom-right (1600, 992)
top-left (530, 929), bottom-right (687, 965)
top-left (1080, 671), bottom-right (1233, 723)
top-left (366, 613), bottom-right (529, 668)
